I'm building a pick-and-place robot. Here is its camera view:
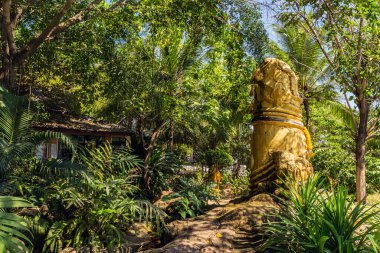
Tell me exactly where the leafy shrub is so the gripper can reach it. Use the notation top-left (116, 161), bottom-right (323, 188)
top-left (7, 145), bottom-right (166, 252)
top-left (148, 148), bottom-right (182, 199)
top-left (222, 170), bottom-right (250, 196)
top-left (261, 174), bottom-right (380, 252)
top-left (201, 148), bottom-right (234, 168)
top-left (163, 173), bottom-right (217, 219)
top-left (312, 148), bottom-right (380, 194)
top-left (311, 147), bottom-right (355, 190)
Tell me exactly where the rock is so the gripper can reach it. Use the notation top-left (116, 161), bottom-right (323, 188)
top-left (141, 194), bottom-right (279, 252)
top-left (59, 248), bottom-right (76, 253)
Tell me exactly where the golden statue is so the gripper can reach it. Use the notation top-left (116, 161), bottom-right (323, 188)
top-left (250, 58), bottom-right (313, 193)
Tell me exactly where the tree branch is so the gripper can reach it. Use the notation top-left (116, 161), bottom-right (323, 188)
top-left (3, 0), bottom-right (16, 55)
top-left (11, 0), bottom-right (38, 27)
top-left (293, 1), bottom-right (335, 70)
top-left (50, 0), bottom-right (103, 36)
top-left (16, 0), bottom-right (75, 62)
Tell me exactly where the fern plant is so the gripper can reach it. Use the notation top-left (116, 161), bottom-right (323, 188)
top-left (147, 148), bottom-right (182, 198)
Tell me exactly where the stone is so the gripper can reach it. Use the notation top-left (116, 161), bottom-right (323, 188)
top-left (141, 194), bottom-right (279, 252)
top-left (249, 58), bottom-right (313, 193)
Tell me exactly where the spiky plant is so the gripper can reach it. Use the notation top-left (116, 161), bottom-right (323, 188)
top-left (261, 173), bottom-right (380, 252)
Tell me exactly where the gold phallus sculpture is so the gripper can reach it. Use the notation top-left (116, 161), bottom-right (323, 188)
top-left (249, 58), bottom-right (313, 193)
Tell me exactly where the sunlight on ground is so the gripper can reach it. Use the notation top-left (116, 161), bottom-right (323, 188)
top-left (367, 193), bottom-right (380, 205)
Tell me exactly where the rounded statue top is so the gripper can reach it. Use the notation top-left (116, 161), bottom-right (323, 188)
top-left (251, 58), bottom-right (303, 120)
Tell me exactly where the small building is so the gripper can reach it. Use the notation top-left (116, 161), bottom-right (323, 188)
top-left (33, 115), bottom-right (133, 160)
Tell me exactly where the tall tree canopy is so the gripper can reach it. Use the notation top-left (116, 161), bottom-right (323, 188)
top-left (14, 0), bottom-right (268, 194)
top-left (276, 0), bottom-right (380, 201)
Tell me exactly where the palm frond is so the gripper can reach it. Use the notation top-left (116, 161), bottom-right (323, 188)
top-left (0, 196), bottom-right (33, 252)
top-left (0, 88), bottom-right (76, 178)
top-left (317, 100), bottom-right (357, 138)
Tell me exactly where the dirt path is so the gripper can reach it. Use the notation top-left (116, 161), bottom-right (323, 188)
top-left (143, 194), bottom-right (279, 253)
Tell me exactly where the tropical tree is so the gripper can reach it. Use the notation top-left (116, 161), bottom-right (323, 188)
top-left (276, 0), bottom-right (380, 201)
top-left (0, 0), bottom-right (130, 91)
top-left (270, 25), bottom-right (328, 127)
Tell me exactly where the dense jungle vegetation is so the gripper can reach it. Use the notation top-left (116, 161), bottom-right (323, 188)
top-left (0, 0), bottom-right (379, 252)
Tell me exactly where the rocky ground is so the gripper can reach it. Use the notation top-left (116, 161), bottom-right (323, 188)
top-left (142, 194), bottom-right (279, 253)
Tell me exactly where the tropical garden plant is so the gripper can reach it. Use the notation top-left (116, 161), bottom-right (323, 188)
top-left (163, 173), bottom-right (217, 219)
top-left (0, 87), bottom-right (74, 179)
top-left (0, 196), bottom-right (33, 252)
top-left (261, 174), bottom-right (380, 252)
top-left (8, 144), bottom-right (167, 252)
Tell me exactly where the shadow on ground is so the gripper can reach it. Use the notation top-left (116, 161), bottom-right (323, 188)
top-left (141, 194), bottom-right (279, 253)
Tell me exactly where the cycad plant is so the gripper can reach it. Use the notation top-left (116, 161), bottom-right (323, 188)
top-left (0, 196), bottom-right (33, 252)
top-left (163, 173), bottom-right (216, 219)
top-left (0, 87), bottom-right (74, 178)
top-left (40, 144), bottom-right (166, 252)
top-left (261, 173), bottom-right (380, 252)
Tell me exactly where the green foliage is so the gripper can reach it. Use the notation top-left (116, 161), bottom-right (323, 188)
top-left (270, 25), bottom-right (327, 92)
top-left (222, 170), bottom-right (250, 196)
top-left (148, 149), bottom-right (182, 199)
top-left (163, 174), bottom-right (217, 219)
top-left (261, 174), bottom-right (380, 252)
top-left (201, 148), bottom-right (234, 168)
top-left (6, 144), bottom-right (166, 252)
top-left (310, 103), bottom-right (380, 193)
top-left (0, 87), bottom-right (75, 179)
top-left (0, 196), bottom-right (33, 252)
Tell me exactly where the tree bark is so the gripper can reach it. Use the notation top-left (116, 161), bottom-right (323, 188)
top-left (303, 82), bottom-right (310, 128)
top-left (0, 0), bottom-right (125, 90)
top-left (169, 117), bottom-right (174, 151)
top-left (143, 121), bottom-right (166, 196)
top-left (355, 97), bottom-right (369, 202)
top-left (303, 98), bottom-right (310, 129)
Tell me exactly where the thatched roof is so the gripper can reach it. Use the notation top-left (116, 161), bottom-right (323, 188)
top-left (33, 115), bottom-right (133, 137)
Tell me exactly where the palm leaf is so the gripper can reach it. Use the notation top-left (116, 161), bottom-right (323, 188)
top-left (0, 196), bottom-right (33, 252)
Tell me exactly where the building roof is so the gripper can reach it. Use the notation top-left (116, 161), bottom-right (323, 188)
top-left (33, 115), bottom-right (133, 137)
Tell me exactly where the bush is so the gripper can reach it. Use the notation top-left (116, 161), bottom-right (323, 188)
top-left (261, 173), bottom-right (380, 252)
top-left (222, 169), bottom-right (250, 196)
top-left (4, 145), bottom-right (166, 252)
top-left (163, 173), bottom-right (217, 219)
top-left (312, 148), bottom-right (380, 194)
top-left (147, 148), bottom-right (182, 199)
top-left (201, 148), bottom-right (234, 169)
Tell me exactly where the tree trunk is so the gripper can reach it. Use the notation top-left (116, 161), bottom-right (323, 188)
top-left (169, 117), bottom-right (174, 151)
top-left (1, 18), bottom-right (12, 91)
top-left (303, 98), bottom-right (310, 129)
top-left (233, 160), bottom-right (240, 178)
top-left (303, 84), bottom-right (310, 128)
top-left (355, 97), bottom-right (369, 202)
top-left (143, 121), bottom-right (166, 196)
